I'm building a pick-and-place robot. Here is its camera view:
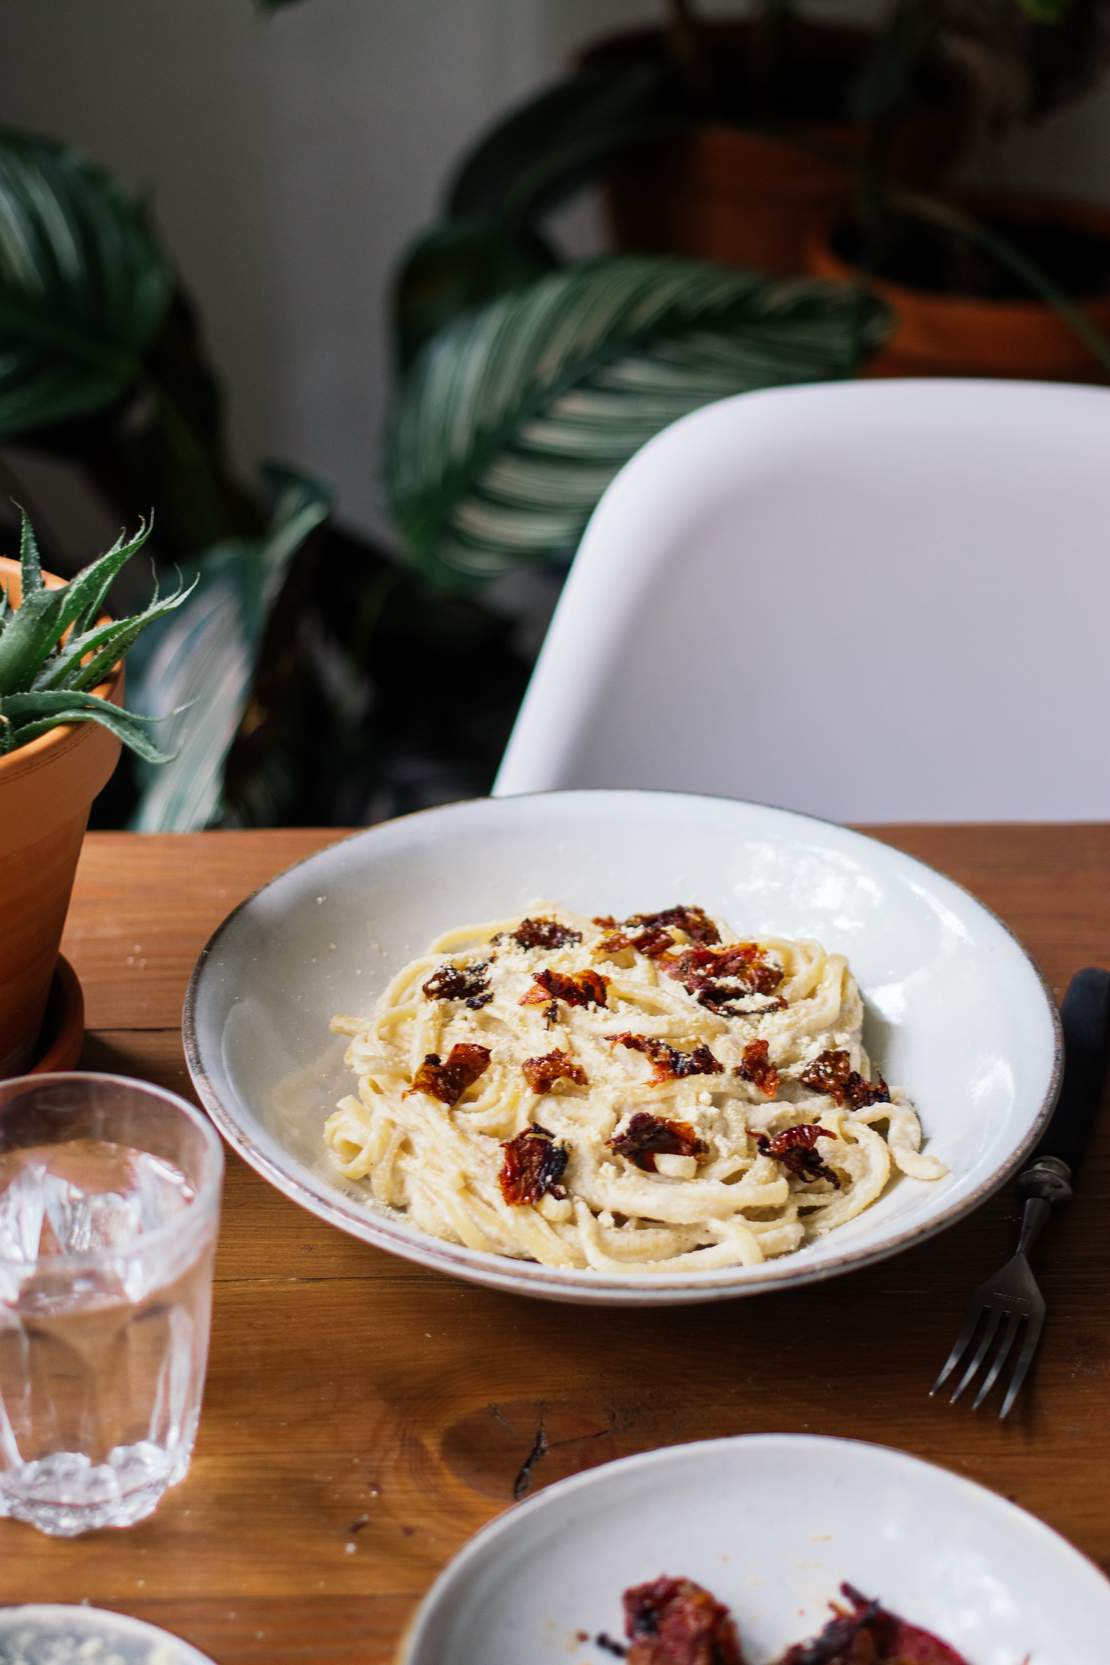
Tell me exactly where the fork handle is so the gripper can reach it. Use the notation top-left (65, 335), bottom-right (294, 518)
top-left (1030, 967), bottom-right (1110, 1179)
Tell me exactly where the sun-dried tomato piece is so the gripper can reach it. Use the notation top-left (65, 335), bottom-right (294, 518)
top-left (622, 1576), bottom-right (744, 1665)
top-left (659, 943), bottom-right (783, 1013)
top-left (599, 926), bottom-right (675, 959)
top-left (773, 1595), bottom-right (878, 1665)
top-left (498, 1123), bottom-right (570, 1205)
top-left (521, 1049), bottom-right (588, 1094)
top-left (736, 1038), bottom-right (780, 1098)
top-left (408, 1043), bottom-right (491, 1106)
top-left (799, 1049), bottom-right (890, 1109)
top-left (613, 1033), bottom-right (723, 1084)
top-left (756, 1123), bottom-right (839, 1187)
top-left (843, 1073), bottom-right (891, 1110)
top-left (774, 1584), bottom-right (970, 1665)
top-left (520, 967), bottom-right (609, 1009)
top-left (610, 1113), bottom-right (707, 1173)
top-left (797, 1048), bottom-right (851, 1098)
top-left (421, 961), bottom-right (492, 1009)
top-left (632, 927), bottom-right (677, 957)
top-left (506, 916), bottom-right (583, 951)
top-left (624, 906), bottom-right (721, 946)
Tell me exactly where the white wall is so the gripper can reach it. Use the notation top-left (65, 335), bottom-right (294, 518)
top-left (4, 0), bottom-right (1109, 555)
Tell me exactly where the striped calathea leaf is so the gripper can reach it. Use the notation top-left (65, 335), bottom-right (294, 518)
top-left (385, 255), bottom-right (888, 583)
top-left (0, 127), bottom-right (172, 437)
top-left (127, 464), bottom-right (332, 831)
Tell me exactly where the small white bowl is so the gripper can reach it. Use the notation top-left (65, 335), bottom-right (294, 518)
top-left (0, 1606), bottom-right (215, 1663)
top-left (184, 790), bottom-right (1060, 1305)
top-left (399, 1434), bottom-right (1109, 1663)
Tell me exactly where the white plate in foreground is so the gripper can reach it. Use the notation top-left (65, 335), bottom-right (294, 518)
top-left (184, 790), bottom-right (1060, 1304)
top-left (400, 1435), bottom-right (1108, 1664)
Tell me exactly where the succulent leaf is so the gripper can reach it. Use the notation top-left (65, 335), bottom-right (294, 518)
top-left (17, 506), bottom-right (42, 597)
top-left (0, 509), bottom-right (186, 760)
top-left (0, 689), bottom-right (176, 764)
top-left (33, 572), bottom-right (197, 693)
top-left (0, 584), bottom-right (66, 696)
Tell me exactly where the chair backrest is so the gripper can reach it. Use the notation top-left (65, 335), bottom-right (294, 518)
top-left (494, 379), bottom-right (1110, 821)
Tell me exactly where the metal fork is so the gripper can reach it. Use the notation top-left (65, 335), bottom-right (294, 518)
top-left (931, 966), bottom-right (1110, 1419)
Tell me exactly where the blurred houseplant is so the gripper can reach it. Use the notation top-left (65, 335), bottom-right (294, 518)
top-left (807, 0), bottom-right (1110, 377)
top-left (0, 104), bottom-right (892, 823)
top-left (386, 256), bottom-right (888, 585)
top-left (573, 0), bottom-right (971, 275)
top-left (424, 0), bottom-right (972, 293)
top-left (424, 0), bottom-right (1110, 381)
top-left (0, 126), bottom-right (533, 830)
top-left (0, 512), bottom-right (187, 1075)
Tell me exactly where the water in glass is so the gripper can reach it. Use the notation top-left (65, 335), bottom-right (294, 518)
top-left (0, 1077), bottom-right (221, 1536)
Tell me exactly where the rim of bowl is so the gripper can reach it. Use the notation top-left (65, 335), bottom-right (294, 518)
top-left (399, 1431), bottom-right (1110, 1663)
top-left (183, 787), bottom-right (1064, 1299)
top-left (0, 1605), bottom-right (216, 1662)
top-left (0, 1070), bottom-right (225, 1273)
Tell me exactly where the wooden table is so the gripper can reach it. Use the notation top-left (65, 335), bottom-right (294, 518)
top-left (2, 826), bottom-right (1108, 1660)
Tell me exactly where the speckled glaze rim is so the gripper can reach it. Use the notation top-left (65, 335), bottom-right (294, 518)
top-left (396, 1433), bottom-right (1110, 1664)
top-left (183, 789), bottom-right (1064, 1305)
top-left (0, 1605), bottom-right (217, 1663)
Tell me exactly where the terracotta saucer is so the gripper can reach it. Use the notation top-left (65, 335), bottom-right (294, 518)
top-left (26, 955), bottom-right (85, 1075)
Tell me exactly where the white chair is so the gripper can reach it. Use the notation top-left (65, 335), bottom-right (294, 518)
top-left (494, 379), bottom-right (1110, 821)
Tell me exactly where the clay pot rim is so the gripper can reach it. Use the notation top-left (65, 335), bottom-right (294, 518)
top-left (0, 554), bottom-right (123, 784)
top-left (810, 188), bottom-right (1110, 317)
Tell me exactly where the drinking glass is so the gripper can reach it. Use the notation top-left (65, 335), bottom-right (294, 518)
top-left (0, 1072), bottom-right (223, 1535)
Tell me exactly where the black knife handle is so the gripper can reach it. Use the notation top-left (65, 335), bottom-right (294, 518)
top-left (1031, 967), bottom-right (1110, 1178)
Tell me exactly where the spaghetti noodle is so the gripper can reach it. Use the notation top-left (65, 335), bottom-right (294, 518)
top-left (326, 904), bottom-right (945, 1273)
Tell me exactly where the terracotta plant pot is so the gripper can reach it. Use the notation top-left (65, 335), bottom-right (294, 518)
top-left (806, 192), bottom-right (1110, 380)
top-left (0, 556), bottom-right (122, 1077)
top-left (582, 21), bottom-right (966, 276)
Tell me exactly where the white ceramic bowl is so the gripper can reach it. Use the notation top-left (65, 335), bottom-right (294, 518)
top-left (0, 1606), bottom-right (215, 1664)
top-left (184, 790), bottom-right (1060, 1305)
top-left (399, 1434), bottom-right (1109, 1664)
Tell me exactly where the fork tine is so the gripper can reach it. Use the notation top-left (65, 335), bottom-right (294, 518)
top-left (971, 1311), bottom-right (1022, 1410)
top-left (931, 1302), bottom-right (985, 1396)
top-left (949, 1306), bottom-right (1002, 1404)
top-left (999, 1311), bottom-right (1045, 1420)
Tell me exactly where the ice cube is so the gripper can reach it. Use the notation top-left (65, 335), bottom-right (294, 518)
top-left (0, 1159), bottom-right (49, 1264)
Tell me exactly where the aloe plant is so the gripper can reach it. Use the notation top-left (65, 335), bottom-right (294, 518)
top-left (0, 511), bottom-right (193, 762)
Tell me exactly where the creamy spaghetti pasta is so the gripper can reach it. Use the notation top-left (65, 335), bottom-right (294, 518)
top-left (326, 904), bottom-right (945, 1273)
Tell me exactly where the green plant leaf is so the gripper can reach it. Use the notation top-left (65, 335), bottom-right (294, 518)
top-left (64, 516), bottom-right (155, 636)
top-left (0, 127), bottom-right (173, 438)
top-left (0, 514), bottom-right (155, 696)
top-left (17, 505), bottom-right (42, 596)
top-left (385, 255), bottom-right (889, 582)
top-left (128, 464), bottom-right (332, 832)
top-left (1015, 0), bottom-right (1072, 19)
top-left (0, 584), bottom-right (65, 696)
top-left (446, 66), bottom-right (674, 227)
top-left (393, 218), bottom-right (559, 373)
top-left (33, 573), bottom-right (198, 694)
top-left (0, 688), bottom-right (176, 763)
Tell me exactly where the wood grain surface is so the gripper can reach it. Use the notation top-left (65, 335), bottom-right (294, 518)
top-left (2, 825), bottom-right (1107, 1662)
